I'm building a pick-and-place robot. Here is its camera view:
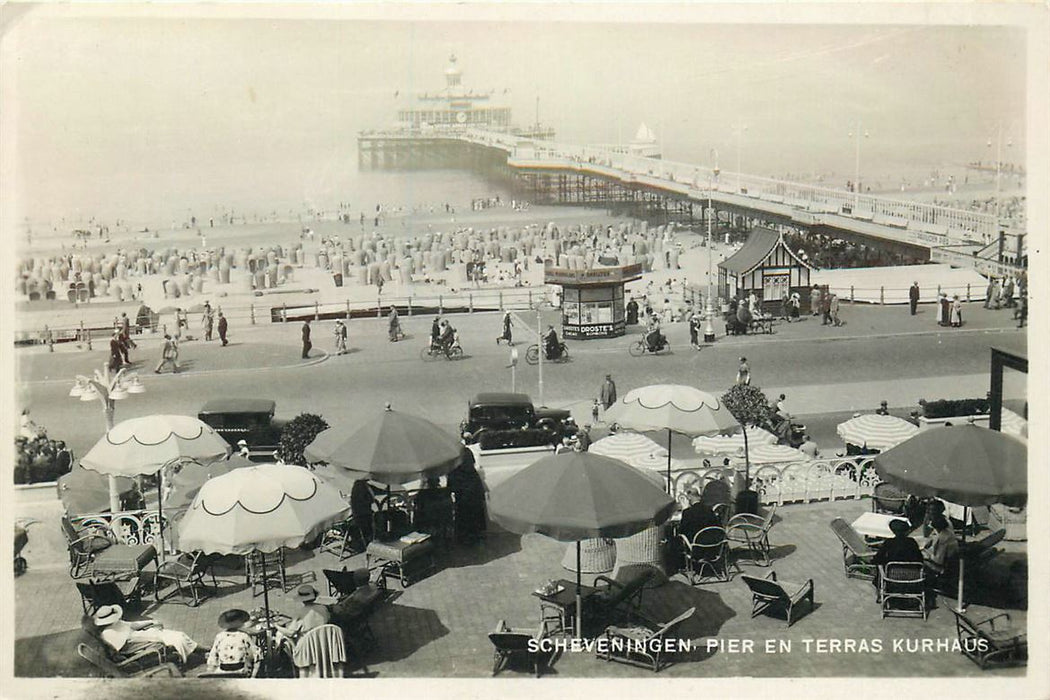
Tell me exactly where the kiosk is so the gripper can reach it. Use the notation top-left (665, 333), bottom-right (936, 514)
top-left (545, 263), bottom-right (642, 339)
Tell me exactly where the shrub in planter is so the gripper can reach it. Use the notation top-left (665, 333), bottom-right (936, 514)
top-left (276, 413), bottom-right (329, 466)
top-left (921, 398), bottom-right (990, 419)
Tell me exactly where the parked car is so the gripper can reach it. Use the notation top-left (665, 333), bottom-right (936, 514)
top-left (198, 399), bottom-right (286, 460)
top-left (460, 392), bottom-right (577, 449)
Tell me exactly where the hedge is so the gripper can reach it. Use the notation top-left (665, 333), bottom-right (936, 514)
top-left (921, 398), bottom-right (990, 419)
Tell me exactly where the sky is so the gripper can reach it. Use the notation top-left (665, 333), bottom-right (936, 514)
top-left (0, 5), bottom-right (1031, 224)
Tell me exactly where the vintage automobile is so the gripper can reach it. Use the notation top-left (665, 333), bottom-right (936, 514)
top-left (197, 399), bottom-right (286, 460)
top-left (460, 392), bottom-right (577, 450)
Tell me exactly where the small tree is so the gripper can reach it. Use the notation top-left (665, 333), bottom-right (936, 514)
top-left (276, 412), bottom-right (329, 466)
top-left (720, 384), bottom-right (774, 487)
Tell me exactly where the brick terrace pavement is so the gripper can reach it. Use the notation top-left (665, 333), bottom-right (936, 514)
top-left (14, 499), bottom-right (1027, 680)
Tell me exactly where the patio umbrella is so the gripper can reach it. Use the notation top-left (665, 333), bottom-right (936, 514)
top-left (304, 403), bottom-right (462, 485)
top-left (589, 432), bottom-right (667, 462)
top-left (80, 415), bottom-right (231, 556)
top-left (56, 466), bottom-right (137, 516)
top-left (874, 424), bottom-right (1027, 610)
top-left (489, 451), bottom-right (675, 637)
top-left (178, 463), bottom-right (350, 650)
top-left (836, 414), bottom-right (918, 452)
top-left (693, 425), bottom-right (777, 456)
top-left (605, 385), bottom-right (739, 493)
top-left (745, 443), bottom-right (808, 465)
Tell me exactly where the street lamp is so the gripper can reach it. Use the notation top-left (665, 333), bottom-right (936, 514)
top-left (704, 172), bottom-right (718, 343)
top-left (70, 365), bottom-right (146, 512)
top-left (848, 122), bottom-right (869, 207)
top-left (734, 124), bottom-right (748, 193)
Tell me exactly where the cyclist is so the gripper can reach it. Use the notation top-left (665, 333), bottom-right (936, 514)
top-left (438, 320), bottom-right (457, 354)
top-left (543, 324), bottom-right (561, 360)
top-left (645, 315), bottom-right (665, 353)
top-left (430, 317), bottom-right (441, 351)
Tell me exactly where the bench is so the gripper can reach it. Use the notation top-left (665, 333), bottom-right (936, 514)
top-left (829, 518), bottom-right (877, 581)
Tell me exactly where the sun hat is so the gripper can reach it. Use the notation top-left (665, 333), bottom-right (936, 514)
top-left (888, 519), bottom-right (911, 536)
top-left (297, 584), bottom-right (319, 602)
top-left (93, 604), bottom-right (124, 627)
top-left (218, 609), bottom-right (250, 631)
top-left (237, 439), bottom-right (248, 447)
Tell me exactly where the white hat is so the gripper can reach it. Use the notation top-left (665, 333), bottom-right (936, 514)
top-left (237, 439), bottom-right (248, 447)
top-left (93, 604), bottom-right (123, 627)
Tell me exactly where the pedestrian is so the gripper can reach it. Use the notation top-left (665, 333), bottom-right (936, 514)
top-left (788, 291), bottom-right (801, 322)
top-left (496, 311), bottom-right (513, 346)
top-left (984, 278), bottom-right (997, 309)
top-left (830, 294), bottom-right (841, 327)
top-left (810, 285), bottom-right (821, 316)
top-left (108, 332), bottom-right (123, 371)
top-left (154, 334), bottom-right (179, 374)
top-left (909, 281), bottom-right (920, 315)
top-left (1017, 292), bottom-right (1027, 328)
top-left (120, 312), bottom-right (136, 349)
top-left (217, 311), bottom-right (228, 346)
top-left (202, 302), bottom-right (214, 341)
top-left (950, 295), bottom-right (963, 327)
top-left (688, 310), bottom-right (701, 348)
top-left (876, 400), bottom-right (890, 416)
top-left (936, 293), bottom-right (949, 326)
top-left (237, 439), bottom-right (250, 459)
top-left (1001, 276), bottom-right (1015, 308)
top-left (600, 374), bottom-right (617, 412)
top-left (736, 357), bottom-right (751, 386)
top-left (591, 399), bottom-right (600, 425)
top-left (333, 320), bottom-right (347, 355)
top-left (301, 320), bottom-right (312, 359)
top-left (576, 425), bottom-right (591, 452)
top-left (821, 293), bottom-right (832, 326)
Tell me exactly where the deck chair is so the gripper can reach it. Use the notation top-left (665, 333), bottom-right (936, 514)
top-left (76, 578), bottom-right (142, 616)
top-left (597, 606), bottom-right (696, 672)
top-left (878, 562), bottom-right (927, 619)
top-left (155, 551), bottom-right (217, 607)
top-left (292, 624), bottom-right (348, 678)
top-left (741, 570), bottom-right (814, 627)
top-left (585, 569), bottom-right (655, 627)
top-left (962, 528), bottom-right (1006, 571)
top-left (319, 518), bottom-right (366, 561)
top-left (951, 610), bottom-right (1027, 669)
top-left (78, 642), bottom-right (182, 678)
top-left (326, 569), bottom-right (383, 651)
top-left (829, 518), bottom-right (877, 581)
top-left (872, 482), bottom-right (908, 515)
top-left (80, 618), bottom-right (171, 674)
top-left (727, 504), bottom-right (777, 566)
top-left (488, 618), bottom-right (554, 677)
top-left (323, 567), bottom-right (370, 597)
top-left (62, 516), bottom-right (115, 579)
top-left (680, 527), bottom-right (731, 584)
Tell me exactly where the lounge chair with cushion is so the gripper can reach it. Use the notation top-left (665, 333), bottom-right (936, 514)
top-left (80, 618), bottom-right (171, 674)
top-left (680, 527), bottom-right (731, 584)
top-left (741, 570), bottom-right (814, 627)
top-left (878, 562), bottom-right (927, 619)
top-left (829, 518), bottom-right (877, 581)
top-left (77, 642), bottom-right (182, 678)
top-left (155, 551), bottom-right (217, 607)
top-left (325, 568), bottom-right (384, 652)
top-left (596, 606), bottom-right (696, 672)
top-left (76, 578), bottom-right (142, 616)
top-left (584, 569), bottom-right (654, 628)
top-left (951, 610), bottom-right (1027, 669)
top-left (488, 619), bottom-right (554, 677)
top-left (727, 504), bottom-right (777, 566)
top-left (62, 516), bottom-right (116, 579)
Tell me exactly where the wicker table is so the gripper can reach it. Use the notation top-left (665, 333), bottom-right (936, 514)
top-left (89, 544), bottom-right (158, 579)
top-left (366, 532), bottom-right (436, 588)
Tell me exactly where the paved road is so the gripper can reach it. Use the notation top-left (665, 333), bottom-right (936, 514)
top-left (17, 301), bottom-right (1025, 461)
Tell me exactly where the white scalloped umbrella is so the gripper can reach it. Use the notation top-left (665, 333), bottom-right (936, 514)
top-left (745, 443), bottom-right (808, 464)
top-left (81, 415), bottom-right (231, 477)
top-left (178, 464), bottom-right (350, 635)
top-left (836, 413), bottom-right (918, 452)
top-left (693, 426), bottom-right (777, 456)
top-left (605, 385), bottom-right (740, 493)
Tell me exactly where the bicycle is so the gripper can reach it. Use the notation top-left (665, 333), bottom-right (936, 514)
top-left (628, 337), bottom-right (671, 357)
top-left (525, 342), bottom-right (570, 365)
top-left (420, 341), bottom-right (464, 361)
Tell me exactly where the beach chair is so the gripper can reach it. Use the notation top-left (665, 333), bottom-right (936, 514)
top-left (829, 517), bottom-right (877, 581)
top-left (596, 606), bottom-right (696, 672)
top-left (741, 570), bottom-right (814, 627)
top-left (951, 610), bottom-right (1027, 669)
top-left (878, 562), bottom-right (927, 619)
top-left (488, 618), bottom-right (554, 677)
top-left (77, 642), bottom-right (182, 678)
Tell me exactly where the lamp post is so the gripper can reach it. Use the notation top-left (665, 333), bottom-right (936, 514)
top-left (849, 121), bottom-right (869, 207)
top-left (69, 365), bottom-right (146, 512)
top-left (704, 170), bottom-right (718, 344)
top-left (735, 124), bottom-right (748, 193)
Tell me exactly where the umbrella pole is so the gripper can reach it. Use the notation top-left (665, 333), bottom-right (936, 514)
top-left (666, 428), bottom-right (673, 495)
top-left (259, 551), bottom-right (274, 673)
top-left (575, 541), bottom-right (582, 638)
top-left (956, 506), bottom-right (967, 612)
top-left (156, 468), bottom-right (165, 561)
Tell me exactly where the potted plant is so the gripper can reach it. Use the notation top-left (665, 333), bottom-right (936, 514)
top-left (276, 413), bottom-right (329, 466)
top-left (720, 384), bottom-right (774, 515)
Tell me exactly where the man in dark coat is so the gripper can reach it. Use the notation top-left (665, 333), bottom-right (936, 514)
top-left (301, 320), bottom-right (312, 359)
top-left (447, 448), bottom-right (487, 545)
top-left (872, 518), bottom-right (923, 591)
top-left (909, 282), bottom-right (920, 315)
top-left (217, 311), bottom-right (228, 346)
top-left (600, 374), bottom-right (617, 411)
top-left (678, 496), bottom-right (721, 543)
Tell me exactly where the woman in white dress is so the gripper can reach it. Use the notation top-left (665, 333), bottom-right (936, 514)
top-left (93, 604), bottom-right (198, 664)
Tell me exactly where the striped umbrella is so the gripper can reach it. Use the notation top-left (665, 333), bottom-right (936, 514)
top-left (836, 414), bottom-right (918, 452)
top-left (590, 432), bottom-right (667, 462)
top-left (745, 443), bottom-right (808, 464)
top-left (693, 426), bottom-right (777, 456)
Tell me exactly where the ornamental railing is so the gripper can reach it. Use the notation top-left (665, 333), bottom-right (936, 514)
top-left (71, 507), bottom-right (187, 550)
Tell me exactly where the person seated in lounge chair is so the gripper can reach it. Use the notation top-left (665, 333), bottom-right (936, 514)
top-left (92, 604), bottom-right (199, 665)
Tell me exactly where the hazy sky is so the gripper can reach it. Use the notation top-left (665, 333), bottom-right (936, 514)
top-left (0, 6), bottom-right (1030, 222)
